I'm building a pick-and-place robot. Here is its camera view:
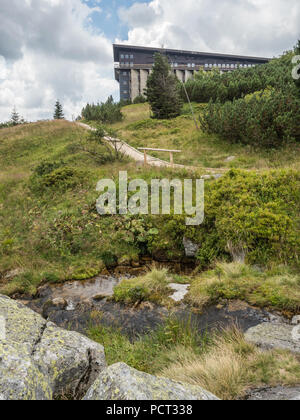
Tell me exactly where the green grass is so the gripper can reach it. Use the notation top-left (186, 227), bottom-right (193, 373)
top-left (88, 318), bottom-right (300, 400)
top-left (188, 262), bottom-right (300, 315)
top-left (105, 103), bottom-right (300, 171)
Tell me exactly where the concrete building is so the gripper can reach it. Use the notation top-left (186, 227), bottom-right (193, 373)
top-left (113, 44), bottom-right (270, 102)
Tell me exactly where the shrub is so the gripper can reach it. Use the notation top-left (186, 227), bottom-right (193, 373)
top-left (199, 89), bottom-right (300, 148)
top-left (148, 169), bottom-right (300, 268)
top-left (183, 51), bottom-right (295, 103)
top-left (81, 96), bottom-right (123, 124)
top-left (30, 166), bottom-right (88, 193)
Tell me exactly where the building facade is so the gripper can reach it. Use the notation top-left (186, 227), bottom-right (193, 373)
top-left (113, 44), bottom-right (270, 102)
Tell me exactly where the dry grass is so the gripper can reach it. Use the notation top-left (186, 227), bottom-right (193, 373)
top-left (160, 327), bottom-right (300, 400)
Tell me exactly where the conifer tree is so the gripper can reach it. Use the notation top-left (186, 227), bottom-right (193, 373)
top-left (53, 100), bottom-right (64, 120)
top-left (145, 53), bottom-right (182, 119)
top-left (11, 107), bottom-right (20, 125)
top-left (294, 40), bottom-right (300, 93)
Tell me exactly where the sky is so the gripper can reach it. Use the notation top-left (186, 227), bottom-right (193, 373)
top-left (0, 0), bottom-right (299, 122)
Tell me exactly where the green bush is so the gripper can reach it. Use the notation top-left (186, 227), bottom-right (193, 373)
top-left (183, 51), bottom-right (295, 103)
top-left (199, 89), bottom-right (300, 148)
top-left (148, 169), bottom-right (300, 268)
top-left (30, 166), bottom-right (88, 193)
top-left (81, 96), bottom-right (123, 124)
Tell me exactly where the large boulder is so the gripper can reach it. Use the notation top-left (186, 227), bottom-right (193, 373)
top-left (0, 341), bottom-right (52, 401)
top-left (0, 294), bottom-right (106, 400)
top-left (245, 323), bottom-right (300, 354)
top-left (83, 363), bottom-right (219, 400)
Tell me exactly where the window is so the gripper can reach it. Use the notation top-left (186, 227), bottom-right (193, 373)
top-left (125, 55), bottom-right (129, 59)
top-left (123, 90), bottom-right (128, 94)
top-left (130, 54), bottom-right (134, 59)
top-left (205, 63), bottom-right (208, 68)
top-left (120, 54), bottom-right (124, 59)
top-left (188, 63), bottom-right (191, 67)
top-left (130, 62), bottom-right (134, 67)
top-left (174, 63), bottom-right (178, 67)
top-left (123, 81), bottom-right (127, 85)
top-left (192, 63), bottom-right (195, 68)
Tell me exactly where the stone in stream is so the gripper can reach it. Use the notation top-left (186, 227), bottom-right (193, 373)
top-left (183, 237), bottom-right (199, 258)
top-left (0, 294), bottom-right (106, 400)
top-left (245, 322), bottom-right (300, 354)
top-left (169, 283), bottom-right (190, 302)
top-left (83, 363), bottom-right (219, 400)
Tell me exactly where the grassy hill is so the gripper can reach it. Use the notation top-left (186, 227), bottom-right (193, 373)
top-left (107, 103), bottom-right (300, 170)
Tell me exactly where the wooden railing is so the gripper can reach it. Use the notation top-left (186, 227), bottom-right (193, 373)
top-left (138, 147), bottom-right (182, 167)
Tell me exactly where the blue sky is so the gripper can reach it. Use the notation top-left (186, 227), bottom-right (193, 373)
top-left (85, 0), bottom-right (148, 40)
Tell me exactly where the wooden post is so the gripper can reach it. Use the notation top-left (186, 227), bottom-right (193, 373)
top-left (169, 152), bottom-right (174, 167)
top-left (144, 150), bottom-right (147, 166)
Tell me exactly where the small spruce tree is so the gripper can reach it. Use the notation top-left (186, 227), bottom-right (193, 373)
top-left (145, 53), bottom-right (182, 119)
top-left (11, 107), bottom-right (20, 125)
top-left (54, 100), bottom-right (64, 120)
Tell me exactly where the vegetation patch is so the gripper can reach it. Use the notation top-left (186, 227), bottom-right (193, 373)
top-left (112, 268), bottom-right (171, 305)
top-left (188, 263), bottom-right (300, 314)
top-left (89, 319), bottom-right (300, 400)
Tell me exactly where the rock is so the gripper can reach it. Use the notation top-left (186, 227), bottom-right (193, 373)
top-left (213, 174), bottom-right (223, 180)
top-left (225, 156), bottom-right (236, 162)
top-left (183, 237), bottom-right (199, 258)
top-left (169, 283), bottom-right (190, 302)
top-left (0, 341), bottom-right (52, 401)
top-left (51, 298), bottom-right (67, 309)
top-left (3, 268), bottom-right (23, 280)
top-left (0, 294), bottom-right (107, 400)
top-left (244, 386), bottom-right (300, 401)
top-left (245, 323), bottom-right (300, 354)
top-left (83, 363), bottom-right (219, 401)
top-left (291, 315), bottom-right (300, 326)
top-left (33, 322), bottom-right (107, 398)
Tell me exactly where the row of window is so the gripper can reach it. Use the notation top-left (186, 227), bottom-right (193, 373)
top-left (120, 62), bottom-right (134, 67)
top-left (120, 54), bottom-right (134, 59)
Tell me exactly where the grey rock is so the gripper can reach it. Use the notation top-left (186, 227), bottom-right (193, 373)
top-left (225, 156), bottom-right (236, 162)
top-left (183, 237), bottom-right (199, 258)
top-left (169, 283), bottom-right (190, 302)
top-left (291, 315), bottom-right (300, 326)
top-left (0, 294), bottom-right (107, 400)
top-left (245, 323), bottom-right (300, 354)
top-left (83, 363), bottom-right (219, 401)
top-left (33, 322), bottom-right (107, 398)
top-left (0, 341), bottom-right (52, 400)
top-left (245, 386), bottom-right (300, 401)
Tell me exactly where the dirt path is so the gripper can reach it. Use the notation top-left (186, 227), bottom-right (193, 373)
top-left (76, 122), bottom-right (225, 175)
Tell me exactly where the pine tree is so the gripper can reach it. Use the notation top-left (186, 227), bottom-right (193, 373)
top-left (53, 100), bottom-right (64, 120)
top-left (145, 53), bottom-right (182, 119)
top-left (11, 107), bottom-right (20, 126)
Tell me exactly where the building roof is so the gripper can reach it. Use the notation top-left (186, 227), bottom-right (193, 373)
top-left (113, 44), bottom-right (271, 63)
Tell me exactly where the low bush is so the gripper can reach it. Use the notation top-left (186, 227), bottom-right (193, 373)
top-left (148, 169), bottom-right (300, 268)
top-left (199, 88), bottom-right (300, 148)
top-left (81, 96), bottom-right (123, 124)
top-left (30, 165), bottom-right (88, 194)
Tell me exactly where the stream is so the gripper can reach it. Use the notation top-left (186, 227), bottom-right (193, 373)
top-left (18, 273), bottom-right (299, 400)
top-left (20, 274), bottom-right (281, 337)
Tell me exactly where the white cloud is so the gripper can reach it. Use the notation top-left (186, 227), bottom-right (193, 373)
top-left (0, 0), bottom-right (118, 122)
top-left (118, 0), bottom-right (300, 57)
